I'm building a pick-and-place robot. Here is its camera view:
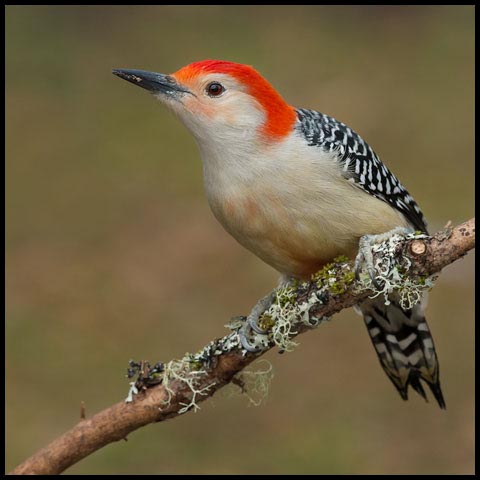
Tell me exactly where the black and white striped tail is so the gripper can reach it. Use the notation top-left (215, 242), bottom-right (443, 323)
top-left (359, 295), bottom-right (445, 409)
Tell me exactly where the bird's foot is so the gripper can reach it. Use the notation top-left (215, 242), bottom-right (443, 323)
top-left (354, 227), bottom-right (412, 289)
top-left (238, 292), bottom-right (277, 352)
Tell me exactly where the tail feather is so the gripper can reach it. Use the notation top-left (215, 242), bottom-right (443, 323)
top-left (360, 295), bottom-right (445, 409)
top-left (409, 371), bottom-right (428, 402)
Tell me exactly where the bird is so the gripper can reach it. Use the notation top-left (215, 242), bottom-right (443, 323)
top-left (113, 60), bottom-right (445, 408)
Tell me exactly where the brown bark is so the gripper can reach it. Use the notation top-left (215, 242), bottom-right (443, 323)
top-left (10, 218), bottom-right (475, 475)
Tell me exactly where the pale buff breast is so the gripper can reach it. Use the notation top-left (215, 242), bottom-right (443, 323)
top-left (208, 186), bottom-right (407, 279)
top-left (207, 168), bottom-right (409, 279)
top-left (201, 135), bottom-right (410, 279)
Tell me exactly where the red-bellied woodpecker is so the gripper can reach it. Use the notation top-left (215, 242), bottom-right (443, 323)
top-left (113, 60), bottom-right (445, 408)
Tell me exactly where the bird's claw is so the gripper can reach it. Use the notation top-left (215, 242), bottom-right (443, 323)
top-left (247, 315), bottom-right (269, 334)
top-left (355, 228), bottom-right (411, 290)
top-left (237, 292), bottom-right (276, 352)
top-left (354, 250), bottom-right (382, 290)
top-left (238, 315), bottom-right (269, 352)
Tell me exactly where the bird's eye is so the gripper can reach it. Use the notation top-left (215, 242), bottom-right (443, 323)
top-left (206, 82), bottom-right (224, 97)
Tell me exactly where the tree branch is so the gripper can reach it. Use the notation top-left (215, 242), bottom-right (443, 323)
top-left (10, 218), bottom-right (475, 475)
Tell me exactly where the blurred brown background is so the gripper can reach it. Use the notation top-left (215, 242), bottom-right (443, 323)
top-left (5, 5), bottom-right (474, 475)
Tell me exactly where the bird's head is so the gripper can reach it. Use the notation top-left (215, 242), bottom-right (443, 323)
top-left (113, 60), bottom-right (296, 146)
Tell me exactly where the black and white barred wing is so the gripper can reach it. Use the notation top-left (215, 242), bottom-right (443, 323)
top-left (296, 108), bottom-right (428, 234)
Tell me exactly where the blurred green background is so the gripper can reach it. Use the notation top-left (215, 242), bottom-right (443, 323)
top-left (6, 5), bottom-right (474, 475)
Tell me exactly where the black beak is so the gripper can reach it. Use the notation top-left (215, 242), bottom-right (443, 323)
top-left (112, 68), bottom-right (191, 96)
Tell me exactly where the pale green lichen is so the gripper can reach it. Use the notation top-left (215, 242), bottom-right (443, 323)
top-left (258, 313), bottom-right (275, 331)
top-left (126, 332), bottom-right (244, 408)
top-left (233, 360), bottom-right (274, 407)
top-left (269, 286), bottom-right (299, 351)
top-left (258, 283), bottom-right (330, 353)
top-left (160, 331), bottom-right (247, 412)
top-left (312, 255), bottom-right (356, 295)
top-left (161, 358), bottom-right (216, 413)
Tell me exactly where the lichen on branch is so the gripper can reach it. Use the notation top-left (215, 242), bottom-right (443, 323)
top-left (126, 226), bottom-right (467, 407)
top-left (10, 218), bottom-right (475, 476)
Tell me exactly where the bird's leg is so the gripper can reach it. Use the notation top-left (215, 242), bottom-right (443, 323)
top-left (238, 291), bottom-right (276, 352)
top-left (239, 275), bottom-right (292, 352)
top-left (354, 226), bottom-right (412, 288)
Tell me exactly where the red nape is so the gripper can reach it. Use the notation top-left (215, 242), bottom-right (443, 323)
top-left (173, 60), bottom-right (296, 139)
